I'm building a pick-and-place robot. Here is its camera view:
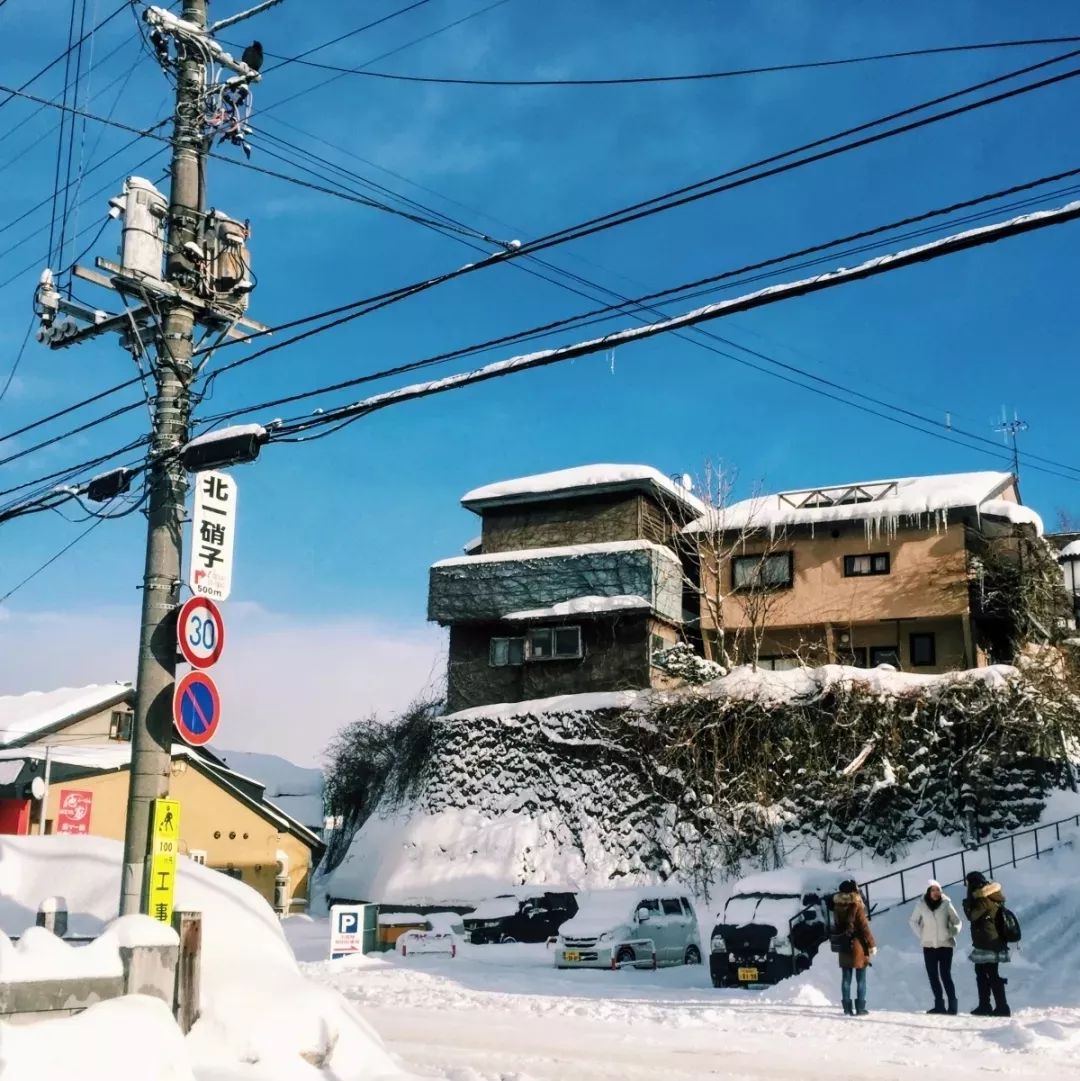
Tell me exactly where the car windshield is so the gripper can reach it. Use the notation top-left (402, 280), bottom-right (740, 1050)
top-left (722, 892), bottom-right (800, 928)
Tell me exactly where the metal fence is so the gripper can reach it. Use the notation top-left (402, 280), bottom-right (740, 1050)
top-left (859, 813), bottom-right (1080, 914)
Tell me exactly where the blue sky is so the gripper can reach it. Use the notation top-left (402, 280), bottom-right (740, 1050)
top-left (1, 1), bottom-right (1078, 759)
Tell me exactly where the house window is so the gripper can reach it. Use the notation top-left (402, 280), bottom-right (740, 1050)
top-left (527, 625), bottom-right (583, 661)
top-left (870, 646), bottom-right (900, 668)
top-left (490, 637), bottom-right (525, 667)
top-left (109, 710), bottom-right (133, 741)
top-left (844, 553), bottom-right (890, 577)
top-left (732, 552), bottom-right (793, 590)
top-left (910, 632), bottom-right (937, 667)
top-left (758, 656), bottom-right (800, 671)
top-left (841, 646), bottom-right (869, 668)
top-left (217, 866), bottom-right (243, 880)
top-left (650, 634), bottom-right (666, 655)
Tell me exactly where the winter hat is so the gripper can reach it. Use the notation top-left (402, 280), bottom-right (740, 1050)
top-left (966, 871), bottom-right (987, 888)
top-left (838, 879), bottom-right (858, 894)
top-left (927, 879), bottom-right (943, 890)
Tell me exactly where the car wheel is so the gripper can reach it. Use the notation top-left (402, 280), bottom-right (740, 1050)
top-left (616, 946), bottom-right (636, 966)
top-left (499, 934), bottom-right (517, 944)
top-left (684, 945), bottom-right (702, 966)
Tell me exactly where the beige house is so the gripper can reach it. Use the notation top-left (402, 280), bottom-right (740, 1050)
top-left (0, 683), bottom-right (323, 912)
top-left (687, 471), bottom-right (1042, 672)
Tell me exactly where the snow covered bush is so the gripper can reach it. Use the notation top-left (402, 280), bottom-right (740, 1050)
top-left (651, 642), bottom-right (726, 684)
top-left (322, 695), bottom-right (442, 873)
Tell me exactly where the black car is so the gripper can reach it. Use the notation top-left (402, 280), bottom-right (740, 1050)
top-left (462, 890), bottom-right (578, 944)
top-left (709, 874), bottom-right (833, 988)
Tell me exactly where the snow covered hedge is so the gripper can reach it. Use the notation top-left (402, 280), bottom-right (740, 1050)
top-left (325, 663), bottom-right (1080, 902)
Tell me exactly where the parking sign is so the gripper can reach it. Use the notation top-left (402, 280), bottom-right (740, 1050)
top-left (330, 904), bottom-right (373, 959)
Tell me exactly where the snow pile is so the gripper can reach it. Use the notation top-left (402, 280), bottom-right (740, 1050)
top-left (0, 682), bottom-right (131, 746)
top-left (686, 470), bottom-right (1042, 540)
top-left (0, 996), bottom-right (195, 1081)
top-left (219, 748), bottom-right (325, 832)
top-left (461, 463), bottom-right (706, 514)
top-left (0, 835), bottom-right (405, 1080)
top-left (504, 593), bottom-right (650, 620)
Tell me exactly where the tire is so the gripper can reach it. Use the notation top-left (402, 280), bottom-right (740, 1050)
top-left (499, 935), bottom-right (517, 944)
top-left (684, 945), bottom-right (702, 966)
top-left (616, 946), bottom-right (636, 966)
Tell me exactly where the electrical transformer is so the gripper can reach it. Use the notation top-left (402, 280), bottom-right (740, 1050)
top-left (202, 209), bottom-right (253, 313)
top-left (108, 176), bottom-right (168, 282)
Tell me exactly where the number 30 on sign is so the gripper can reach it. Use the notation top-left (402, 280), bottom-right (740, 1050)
top-left (177, 596), bottom-right (225, 669)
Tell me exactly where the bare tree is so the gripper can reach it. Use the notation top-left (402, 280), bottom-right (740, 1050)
top-left (667, 460), bottom-right (790, 669)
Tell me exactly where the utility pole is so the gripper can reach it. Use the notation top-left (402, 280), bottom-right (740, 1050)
top-left (117, 0), bottom-right (206, 916)
top-left (33, 3), bottom-right (269, 916)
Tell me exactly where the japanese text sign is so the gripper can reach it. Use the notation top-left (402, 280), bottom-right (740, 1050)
top-left (148, 798), bottom-right (180, 925)
top-left (56, 789), bottom-right (93, 835)
top-left (189, 471), bottom-right (236, 601)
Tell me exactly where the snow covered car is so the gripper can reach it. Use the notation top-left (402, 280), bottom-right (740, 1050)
top-left (462, 888), bottom-right (578, 944)
top-left (554, 887), bottom-right (702, 969)
top-left (709, 868), bottom-right (835, 988)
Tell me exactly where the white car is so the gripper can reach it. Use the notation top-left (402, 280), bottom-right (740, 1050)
top-left (553, 887), bottom-right (702, 969)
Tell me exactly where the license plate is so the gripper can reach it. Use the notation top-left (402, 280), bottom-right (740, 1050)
top-left (737, 966), bottom-right (759, 982)
top-left (565, 951), bottom-right (580, 962)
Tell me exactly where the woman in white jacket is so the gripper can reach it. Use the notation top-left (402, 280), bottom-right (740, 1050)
top-left (909, 879), bottom-right (963, 1014)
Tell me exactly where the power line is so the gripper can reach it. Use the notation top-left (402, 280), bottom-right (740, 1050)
top-left (193, 163), bottom-right (1080, 401)
top-left (0, 0), bottom-right (130, 115)
top-left (0, 319), bottom-right (35, 405)
top-left (268, 34), bottom-right (1080, 86)
top-left (261, 0), bottom-right (437, 73)
top-left (0, 515), bottom-right (108, 604)
top-left (188, 49), bottom-right (1080, 369)
top-left (253, 200), bottom-right (1080, 471)
top-left (0, 374), bottom-right (143, 442)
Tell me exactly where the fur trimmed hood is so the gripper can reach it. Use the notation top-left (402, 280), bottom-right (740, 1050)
top-left (974, 882), bottom-right (1005, 901)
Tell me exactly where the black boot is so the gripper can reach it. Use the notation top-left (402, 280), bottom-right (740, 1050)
top-left (947, 995), bottom-right (958, 1016)
top-left (842, 998), bottom-right (853, 1016)
top-left (992, 977), bottom-right (1010, 1018)
top-left (927, 998), bottom-right (946, 1015)
top-left (972, 966), bottom-right (993, 1015)
top-left (855, 998), bottom-right (868, 1016)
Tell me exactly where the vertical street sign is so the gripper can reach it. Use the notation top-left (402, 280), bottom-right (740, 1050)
top-left (189, 470), bottom-right (237, 601)
top-left (148, 798), bottom-right (181, 924)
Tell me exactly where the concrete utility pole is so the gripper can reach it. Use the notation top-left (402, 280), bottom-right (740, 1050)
top-left (118, 0), bottom-right (207, 916)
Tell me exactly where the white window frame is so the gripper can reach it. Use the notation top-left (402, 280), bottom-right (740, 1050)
top-left (526, 624), bottom-right (583, 661)
top-left (489, 636), bottom-right (525, 668)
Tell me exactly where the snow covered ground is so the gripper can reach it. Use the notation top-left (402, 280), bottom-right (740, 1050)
top-left (293, 847), bottom-right (1080, 1080)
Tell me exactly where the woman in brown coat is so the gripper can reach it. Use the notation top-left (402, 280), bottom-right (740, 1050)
top-left (963, 871), bottom-right (1010, 1016)
top-left (833, 879), bottom-right (876, 1016)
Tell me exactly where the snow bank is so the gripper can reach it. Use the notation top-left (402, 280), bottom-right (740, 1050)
top-left (0, 925), bottom-right (123, 981)
top-left (0, 835), bottom-right (405, 1080)
top-left (0, 995), bottom-right (194, 1081)
top-left (504, 593), bottom-right (651, 620)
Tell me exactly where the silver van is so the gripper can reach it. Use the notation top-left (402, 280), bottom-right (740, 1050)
top-left (554, 887), bottom-right (702, 969)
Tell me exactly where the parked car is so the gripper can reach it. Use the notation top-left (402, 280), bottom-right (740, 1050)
top-left (554, 886), bottom-right (702, 969)
top-left (709, 868), bottom-right (837, 988)
top-left (462, 888), bottom-right (578, 944)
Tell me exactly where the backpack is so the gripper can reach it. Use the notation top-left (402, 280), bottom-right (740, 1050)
top-left (996, 905), bottom-right (1022, 944)
top-left (829, 931), bottom-right (854, 953)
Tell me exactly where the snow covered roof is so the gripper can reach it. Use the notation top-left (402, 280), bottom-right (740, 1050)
top-left (461, 464), bottom-right (707, 516)
top-left (0, 683), bottom-right (132, 747)
top-left (504, 594), bottom-right (650, 621)
top-left (1059, 540), bottom-right (1080, 559)
top-left (685, 471), bottom-right (1042, 536)
top-left (433, 538), bottom-right (681, 570)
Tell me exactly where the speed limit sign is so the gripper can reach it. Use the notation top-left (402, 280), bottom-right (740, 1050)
top-left (177, 596), bottom-right (225, 670)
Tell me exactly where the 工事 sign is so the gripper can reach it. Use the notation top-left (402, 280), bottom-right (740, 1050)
top-left (148, 798), bottom-right (180, 924)
top-left (189, 471), bottom-right (236, 601)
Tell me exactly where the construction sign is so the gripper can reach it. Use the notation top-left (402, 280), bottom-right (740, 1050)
top-left (148, 798), bottom-right (181, 925)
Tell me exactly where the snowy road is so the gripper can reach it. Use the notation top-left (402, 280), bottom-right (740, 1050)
top-left (290, 922), bottom-right (1080, 1081)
